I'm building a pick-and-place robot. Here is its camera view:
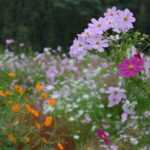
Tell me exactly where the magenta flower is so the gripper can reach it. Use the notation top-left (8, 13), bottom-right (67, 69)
top-left (96, 128), bottom-right (111, 145)
top-left (106, 87), bottom-right (126, 107)
top-left (118, 54), bottom-right (144, 78)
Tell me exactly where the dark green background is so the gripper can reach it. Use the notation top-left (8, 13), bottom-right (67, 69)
top-left (0, 0), bottom-right (149, 51)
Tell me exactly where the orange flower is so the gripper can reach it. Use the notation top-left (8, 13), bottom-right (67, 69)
top-left (57, 143), bottom-right (65, 150)
top-left (11, 103), bottom-right (20, 113)
top-left (25, 104), bottom-right (40, 117)
top-left (8, 72), bottom-right (16, 78)
top-left (35, 121), bottom-right (42, 129)
top-left (4, 91), bottom-right (12, 96)
top-left (0, 90), bottom-right (7, 97)
top-left (35, 83), bottom-right (44, 92)
top-left (15, 85), bottom-right (25, 94)
top-left (7, 133), bottom-right (16, 144)
top-left (47, 98), bottom-right (57, 106)
top-left (42, 138), bottom-right (48, 144)
top-left (44, 116), bottom-right (53, 127)
top-left (40, 92), bottom-right (49, 99)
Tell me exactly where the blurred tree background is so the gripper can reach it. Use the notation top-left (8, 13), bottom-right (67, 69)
top-left (0, 0), bottom-right (149, 52)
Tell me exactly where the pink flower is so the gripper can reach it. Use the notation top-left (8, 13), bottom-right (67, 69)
top-left (86, 35), bottom-right (109, 52)
top-left (5, 38), bottom-right (15, 45)
top-left (69, 38), bottom-right (87, 60)
top-left (96, 129), bottom-right (111, 145)
top-left (106, 87), bottom-right (126, 107)
top-left (46, 66), bottom-right (58, 82)
top-left (88, 17), bottom-right (109, 33)
top-left (113, 9), bottom-right (136, 33)
top-left (121, 112), bottom-right (128, 122)
top-left (82, 114), bottom-right (92, 124)
top-left (118, 54), bottom-right (144, 78)
top-left (69, 7), bottom-right (136, 59)
top-left (104, 7), bottom-right (118, 17)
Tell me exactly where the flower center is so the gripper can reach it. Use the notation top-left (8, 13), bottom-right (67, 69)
top-left (78, 44), bottom-right (82, 47)
top-left (128, 64), bottom-right (134, 70)
top-left (96, 41), bottom-right (100, 45)
top-left (124, 16), bottom-right (128, 21)
top-left (114, 91), bottom-right (118, 95)
top-left (97, 24), bottom-right (101, 28)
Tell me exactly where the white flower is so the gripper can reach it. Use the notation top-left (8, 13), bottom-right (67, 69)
top-left (121, 112), bottom-right (128, 123)
top-left (43, 104), bottom-right (55, 114)
top-left (45, 85), bottom-right (54, 91)
top-left (110, 145), bottom-right (118, 150)
top-left (98, 104), bottom-right (105, 108)
top-left (77, 110), bottom-right (84, 117)
top-left (69, 117), bottom-right (75, 122)
top-left (107, 113), bottom-right (112, 118)
top-left (52, 91), bottom-right (61, 98)
top-left (144, 56), bottom-right (150, 78)
top-left (99, 88), bottom-right (105, 93)
top-left (91, 125), bottom-right (97, 131)
top-left (72, 103), bottom-right (79, 109)
top-left (73, 135), bottom-right (80, 140)
top-left (130, 137), bottom-right (138, 145)
top-left (144, 111), bottom-right (150, 118)
top-left (43, 47), bottom-right (51, 52)
top-left (77, 98), bottom-right (81, 102)
top-left (82, 114), bottom-right (92, 123)
top-left (82, 94), bottom-right (89, 99)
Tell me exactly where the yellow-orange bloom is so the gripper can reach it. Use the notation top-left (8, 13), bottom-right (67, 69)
top-left (0, 91), bottom-right (7, 97)
top-left (57, 143), bottom-right (65, 150)
top-left (8, 72), bottom-right (16, 78)
top-left (47, 98), bottom-right (57, 106)
top-left (35, 121), bottom-right (42, 129)
top-left (35, 83), bottom-right (44, 92)
top-left (11, 103), bottom-right (20, 113)
top-left (44, 116), bottom-right (53, 127)
top-left (42, 138), bottom-right (49, 144)
top-left (15, 85), bottom-right (25, 94)
top-left (7, 133), bottom-right (16, 144)
top-left (4, 91), bottom-right (12, 96)
top-left (0, 90), bottom-right (12, 97)
top-left (40, 92), bottom-right (49, 99)
top-left (25, 104), bottom-right (40, 117)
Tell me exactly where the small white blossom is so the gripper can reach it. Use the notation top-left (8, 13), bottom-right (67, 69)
top-left (130, 137), bottom-right (138, 145)
top-left (73, 135), bottom-right (80, 140)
